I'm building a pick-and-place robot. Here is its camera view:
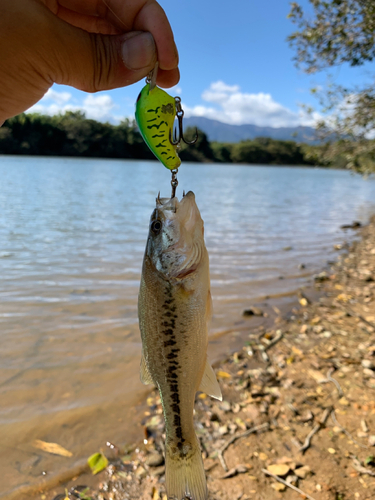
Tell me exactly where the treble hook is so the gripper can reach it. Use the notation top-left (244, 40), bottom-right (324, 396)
top-left (170, 97), bottom-right (198, 146)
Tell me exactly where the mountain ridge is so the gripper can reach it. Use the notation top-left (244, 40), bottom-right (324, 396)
top-left (183, 116), bottom-right (317, 144)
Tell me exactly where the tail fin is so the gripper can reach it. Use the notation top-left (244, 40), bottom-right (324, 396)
top-left (165, 439), bottom-right (207, 500)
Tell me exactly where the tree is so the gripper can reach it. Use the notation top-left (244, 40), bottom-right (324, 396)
top-left (288, 0), bottom-right (375, 173)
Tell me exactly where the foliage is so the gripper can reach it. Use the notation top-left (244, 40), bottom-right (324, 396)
top-left (0, 111), bottom-right (323, 166)
top-left (288, 0), bottom-right (375, 173)
top-left (87, 451), bottom-right (108, 475)
top-left (288, 0), bottom-right (375, 73)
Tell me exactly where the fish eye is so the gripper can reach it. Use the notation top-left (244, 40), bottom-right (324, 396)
top-left (151, 219), bottom-right (162, 234)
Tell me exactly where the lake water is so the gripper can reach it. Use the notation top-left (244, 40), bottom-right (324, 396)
top-left (1, 156), bottom-right (375, 499)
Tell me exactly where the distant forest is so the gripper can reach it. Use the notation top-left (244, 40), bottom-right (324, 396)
top-left (0, 111), bottom-right (323, 166)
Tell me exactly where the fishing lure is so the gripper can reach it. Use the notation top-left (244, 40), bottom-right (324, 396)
top-left (135, 63), bottom-right (197, 171)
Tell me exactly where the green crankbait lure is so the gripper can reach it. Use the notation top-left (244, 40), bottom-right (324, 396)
top-left (135, 63), bottom-right (197, 171)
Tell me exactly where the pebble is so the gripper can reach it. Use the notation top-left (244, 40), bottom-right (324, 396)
top-left (362, 359), bottom-right (375, 370)
top-left (294, 465), bottom-right (311, 479)
top-left (243, 306), bottom-right (263, 317)
top-left (145, 453), bottom-right (164, 467)
top-left (135, 466), bottom-right (147, 479)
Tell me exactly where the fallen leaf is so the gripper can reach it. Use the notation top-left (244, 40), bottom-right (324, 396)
top-left (33, 440), bottom-right (72, 457)
top-left (295, 465), bottom-right (311, 479)
top-left (308, 369), bottom-right (326, 383)
top-left (217, 371), bottom-right (231, 379)
top-left (336, 293), bottom-right (353, 302)
top-left (88, 452), bottom-right (108, 475)
top-left (339, 397), bottom-right (350, 406)
top-left (271, 483), bottom-right (286, 491)
top-left (267, 464), bottom-right (290, 476)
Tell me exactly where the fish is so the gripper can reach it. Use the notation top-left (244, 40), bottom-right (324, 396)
top-left (138, 191), bottom-right (222, 500)
top-left (135, 83), bottom-right (181, 170)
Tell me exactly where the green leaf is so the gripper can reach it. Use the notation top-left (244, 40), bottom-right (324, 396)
top-left (364, 455), bottom-right (375, 466)
top-left (87, 452), bottom-right (108, 475)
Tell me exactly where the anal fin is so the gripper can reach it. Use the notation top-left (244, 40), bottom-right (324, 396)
top-left (140, 353), bottom-right (154, 385)
top-left (198, 358), bottom-right (222, 401)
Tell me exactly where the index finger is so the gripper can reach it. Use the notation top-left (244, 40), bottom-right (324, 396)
top-left (104, 0), bottom-right (179, 71)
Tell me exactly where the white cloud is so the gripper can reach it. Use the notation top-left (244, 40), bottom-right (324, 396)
top-left (44, 88), bottom-right (72, 105)
top-left (25, 82), bottom-right (322, 129)
top-left (184, 81), bottom-right (320, 128)
top-left (26, 90), bottom-right (119, 123)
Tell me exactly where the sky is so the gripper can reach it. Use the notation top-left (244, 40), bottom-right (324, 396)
top-left (28, 0), bottom-right (375, 129)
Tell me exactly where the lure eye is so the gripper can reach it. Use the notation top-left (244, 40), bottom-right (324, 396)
top-left (151, 220), bottom-right (162, 235)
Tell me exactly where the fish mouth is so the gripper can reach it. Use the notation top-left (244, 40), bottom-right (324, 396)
top-left (149, 190), bottom-right (203, 280)
top-left (155, 191), bottom-right (195, 211)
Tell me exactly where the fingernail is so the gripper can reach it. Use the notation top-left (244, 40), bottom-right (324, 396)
top-left (121, 32), bottom-right (156, 70)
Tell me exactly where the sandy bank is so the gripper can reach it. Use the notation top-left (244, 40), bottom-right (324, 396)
top-left (42, 217), bottom-right (375, 500)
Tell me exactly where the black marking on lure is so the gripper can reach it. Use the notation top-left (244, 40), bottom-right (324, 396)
top-left (147, 121), bottom-right (167, 130)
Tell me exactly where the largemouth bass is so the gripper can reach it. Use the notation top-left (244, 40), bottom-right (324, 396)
top-left (138, 191), bottom-right (222, 500)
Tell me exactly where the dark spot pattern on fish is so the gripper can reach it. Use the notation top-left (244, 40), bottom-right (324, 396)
top-left (163, 339), bottom-right (176, 347)
top-left (160, 284), bottom-right (186, 444)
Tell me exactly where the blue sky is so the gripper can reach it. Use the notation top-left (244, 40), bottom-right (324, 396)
top-left (29, 0), bottom-right (374, 128)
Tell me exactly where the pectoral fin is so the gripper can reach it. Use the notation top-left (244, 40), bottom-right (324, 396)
top-left (140, 353), bottom-right (154, 385)
top-left (198, 358), bottom-right (222, 400)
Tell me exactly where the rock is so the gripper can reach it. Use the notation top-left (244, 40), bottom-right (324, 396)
top-left (368, 435), bottom-right (375, 446)
top-left (362, 359), bottom-right (375, 370)
top-left (286, 474), bottom-right (299, 486)
top-left (220, 401), bottom-right (231, 412)
top-left (149, 465), bottom-right (165, 477)
top-left (135, 466), bottom-right (147, 479)
top-left (363, 368), bottom-right (375, 378)
top-left (243, 307), bottom-right (263, 317)
top-left (340, 221), bottom-right (361, 229)
top-left (295, 465), bottom-right (311, 479)
top-left (267, 464), bottom-right (290, 476)
top-left (146, 453), bottom-right (164, 467)
top-left (314, 271), bottom-right (329, 282)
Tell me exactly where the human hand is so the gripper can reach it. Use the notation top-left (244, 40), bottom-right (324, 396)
top-left (0, 0), bottom-right (179, 124)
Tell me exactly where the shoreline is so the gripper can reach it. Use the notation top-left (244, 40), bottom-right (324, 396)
top-left (34, 216), bottom-right (375, 500)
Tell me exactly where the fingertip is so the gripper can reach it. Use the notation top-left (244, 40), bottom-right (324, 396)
top-left (156, 67), bottom-right (180, 88)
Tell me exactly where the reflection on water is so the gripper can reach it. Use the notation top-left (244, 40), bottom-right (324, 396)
top-left (1, 156), bottom-right (375, 498)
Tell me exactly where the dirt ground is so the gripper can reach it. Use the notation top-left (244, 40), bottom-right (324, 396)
top-left (50, 217), bottom-right (375, 500)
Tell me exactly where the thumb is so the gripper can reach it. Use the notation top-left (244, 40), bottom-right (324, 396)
top-left (53, 27), bottom-right (157, 92)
